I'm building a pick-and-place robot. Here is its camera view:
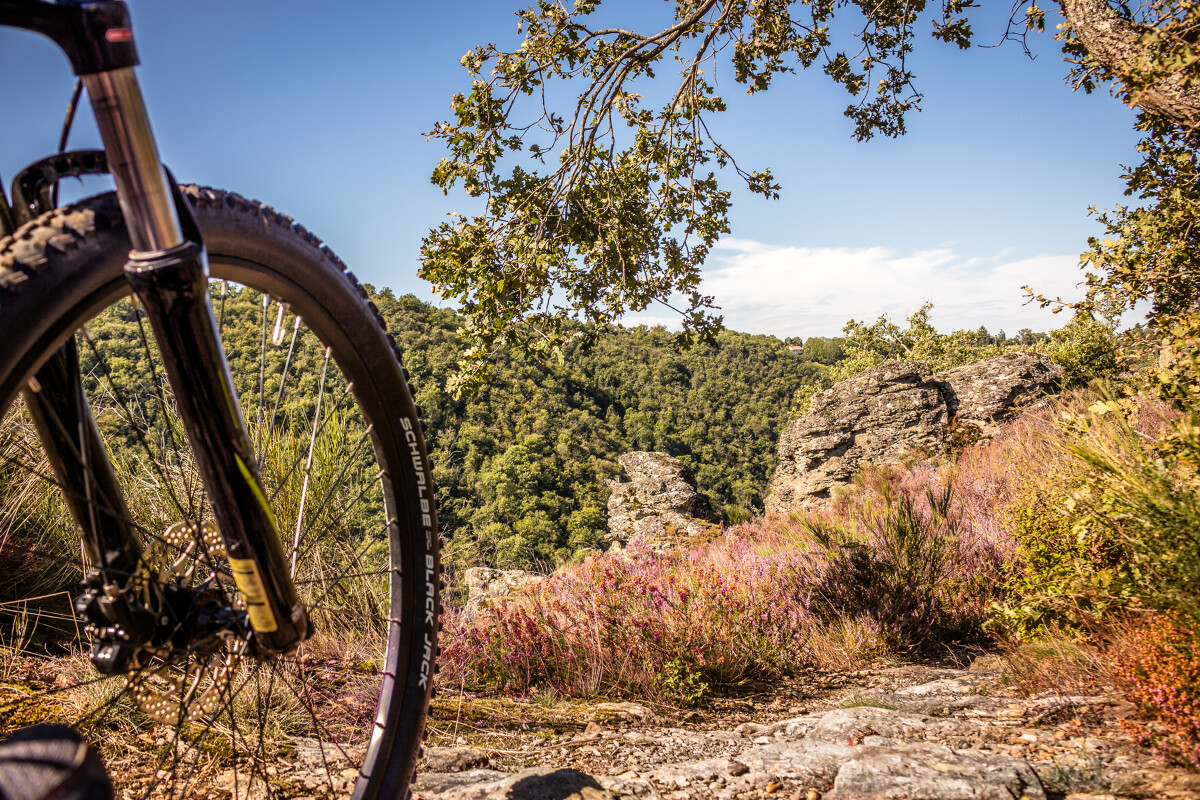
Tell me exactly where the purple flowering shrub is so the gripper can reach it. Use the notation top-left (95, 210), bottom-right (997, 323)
top-left (440, 538), bottom-right (817, 701)
top-left (440, 439), bottom-right (1025, 701)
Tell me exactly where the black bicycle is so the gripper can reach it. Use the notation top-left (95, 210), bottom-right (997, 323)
top-left (0, 2), bottom-right (439, 798)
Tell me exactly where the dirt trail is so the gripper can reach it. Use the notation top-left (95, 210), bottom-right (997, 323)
top-left (415, 657), bottom-right (1200, 800)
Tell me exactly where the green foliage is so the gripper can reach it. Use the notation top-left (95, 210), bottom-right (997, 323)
top-left (797, 336), bottom-right (847, 366)
top-left (802, 481), bottom-right (964, 650)
top-left (656, 656), bottom-right (709, 707)
top-left (422, 0), bottom-right (986, 392)
top-left (832, 302), bottom-right (1005, 382)
top-left (785, 302), bottom-right (1009, 410)
top-left (1036, 312), bottom-right (1123, 389)
top-left (345, 288), bottom-right (830, 572)
top-left (0, 408), bottom-right (80, 604)
top-left (1079, 120), bottom-right (1200, 328)
top-left (1062, 344), bottom-right (1200, 627)
top-left (993, 480), bottom-right (1132, 638)
top-left (996, 325), bottom-right (1200, 638)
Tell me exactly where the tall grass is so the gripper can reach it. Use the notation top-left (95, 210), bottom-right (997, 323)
top-left (0, 405), bottom-right (81, 605)
top-left (441, 460), bottom-right (1017, 703)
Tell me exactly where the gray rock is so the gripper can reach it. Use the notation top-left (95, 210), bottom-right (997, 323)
top-left (606, 452), bottom-right (724, 546)
top-left (766, 362), bottom-right (947, 511)
top-left (415, 769), bottom-right (509, 799)
top-left (861, 735), bottom-right (899, 747)
top-left (935, 352), bottom-right (1063, 447)
top-left (590, 702), bottom-right (654, 722)
top-left (416, 767), bottom-right (608, 800)
top-left (463, 567), bottom-right (545, 613)
top-left (826, 741), bottom-right (1046, 799)
top-left (736, 739), bottom-right (852, 783)
top-left (766, 354), bottom-right (1065, 512)
top-left (422, 746), bottom-right (493, 773)
top-left (894, 677), bottom-right (987, 697)
top-left (765, 706), bottom-right (956, 743)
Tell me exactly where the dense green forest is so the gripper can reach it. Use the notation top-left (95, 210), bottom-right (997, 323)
top-left (367, 288), bottom-right (831, 571)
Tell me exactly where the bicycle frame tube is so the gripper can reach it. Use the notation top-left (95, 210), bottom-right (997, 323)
top-left (2, 0), bottom-right (309, 654)
top-left (24, 338), bottom-right (141, 580)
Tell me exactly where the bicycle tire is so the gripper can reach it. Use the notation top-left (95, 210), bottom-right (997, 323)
top-left (0, 187), bottom-right (439, 800)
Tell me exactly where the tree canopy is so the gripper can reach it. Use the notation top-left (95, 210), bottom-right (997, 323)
top-left (423, 0), bottom-right (1200, 393)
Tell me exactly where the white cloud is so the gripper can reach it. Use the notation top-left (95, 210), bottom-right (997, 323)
top-left (623, 238), bottom-right (1094, 338)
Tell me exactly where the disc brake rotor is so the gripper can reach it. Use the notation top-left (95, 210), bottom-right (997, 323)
top-left (126, 521), bottom-right (245, 724)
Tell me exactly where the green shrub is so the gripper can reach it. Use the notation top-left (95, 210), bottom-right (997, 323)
top-left (994, 481), bottom-right (1133, 638)
top-left (657, 657), bottom-right (709, 706)
top-left (1060, 387), bottom-right (1200, 626)
top-left (1037, 313), bottom-right (1123, 389)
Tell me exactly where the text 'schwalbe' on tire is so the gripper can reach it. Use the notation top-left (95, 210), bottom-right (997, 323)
top-left (0, 187), bottom-right (439, 800)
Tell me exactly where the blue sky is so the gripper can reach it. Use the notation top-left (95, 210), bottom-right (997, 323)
top-left (0, 1), bottom-right (1141, 339)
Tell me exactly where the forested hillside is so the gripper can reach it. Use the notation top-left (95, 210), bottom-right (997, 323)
top-left (367, 289), bottom-right (829, 571)
top-left (77, 285), bottom-right (1096, 577)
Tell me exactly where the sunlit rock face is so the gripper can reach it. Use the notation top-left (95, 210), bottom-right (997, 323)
top-left (934, 352), bottom-right (1063, 448)
top-left (766, 361), bottom-right (947, 513)
top-left (766, 354), bottom-right (1063, 513)
top-left (606, 451), bottom-right (725, 548)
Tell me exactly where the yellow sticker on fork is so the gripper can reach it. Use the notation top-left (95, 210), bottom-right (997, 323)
top-left (228, 557), bottom-right (279, 633)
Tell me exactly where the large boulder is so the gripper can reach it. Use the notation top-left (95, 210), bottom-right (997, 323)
top-left (462, 567), bottom-right (544, 614)
top-left (606, 452), bottom-right (724, 547)
top-left (767, 353), bottom-right (1065, 513)
top-left (765, 361), bottom-right (947, 512)
top-left (935, 351), bottom-right (1063, 447)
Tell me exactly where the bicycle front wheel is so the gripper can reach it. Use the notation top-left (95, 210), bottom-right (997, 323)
top-left (0, 187), bottom-right (439, 800)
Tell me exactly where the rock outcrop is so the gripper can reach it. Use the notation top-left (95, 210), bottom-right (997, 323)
top-left (766, 362), bottom-right (947, 513)
top-left (935, 351), bottom-right (1063, 447)
top-left (463, 567), bottom-right (545, 614)
top-left (606, 452), bottom-right (725, 547)
top-left (766, 354), bottom-right (1063, 513)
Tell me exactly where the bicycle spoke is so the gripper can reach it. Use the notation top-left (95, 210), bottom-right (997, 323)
top-left (293, 467), bottom-right (384, 570)
top-left (289, 345), bottom-right (331, 573)
top-left (142, 641), bottom-right (252, 800)
top-left (264, 313), bottom-right (304, 461)
top-left (256, 292), bottom-right (270, 459)
top-left (267, 380), bottom-right (356, 504)
top-left (305, 520), bottom-right (395, 613)
top-left (82, 325), bottom-right (190, 521)
top-left (218, 279), bottom-right (229, 331)
top-left (267, 656), bottom-right (354, 794)
top-left (127, 295), bottom-right (198, 518)
top-left (289, 427), bottom-right (374, 570)
top-left (292, 566), bottom-right (390, 588)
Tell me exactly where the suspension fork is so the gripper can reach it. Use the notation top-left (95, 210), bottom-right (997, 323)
top-left (3, 0), bottom-right (308, 655)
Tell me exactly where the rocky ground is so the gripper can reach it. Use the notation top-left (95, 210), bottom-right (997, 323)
top-left (415, 656), bottom-right (1200, 800)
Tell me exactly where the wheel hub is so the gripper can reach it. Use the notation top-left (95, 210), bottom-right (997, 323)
top-left (73, 521), bottom-right (252, 721)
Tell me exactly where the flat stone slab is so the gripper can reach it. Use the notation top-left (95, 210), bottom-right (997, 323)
top-left (423, 746), bottom-right (494, 773)
top-left (826, 742), bottom-right (1046, 800)
top-left (417, 767), bottom-right (609, 800)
